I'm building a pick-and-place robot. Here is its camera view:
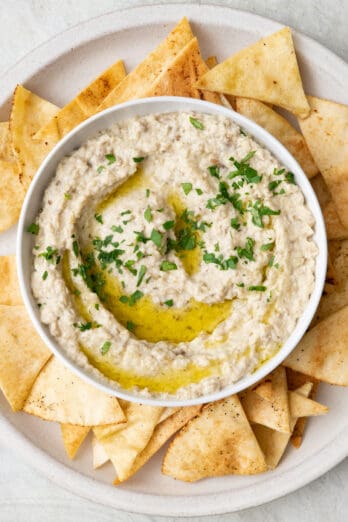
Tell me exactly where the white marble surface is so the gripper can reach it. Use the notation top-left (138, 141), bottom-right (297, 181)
top-left (0, 1), bottom-right (347, 521)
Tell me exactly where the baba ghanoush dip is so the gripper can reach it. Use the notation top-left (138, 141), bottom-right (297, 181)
top-left (31, 112), bottom-right (317, 399)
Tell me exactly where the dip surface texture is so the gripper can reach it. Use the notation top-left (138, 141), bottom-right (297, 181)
top-left (31, 112), bottom-right (317, 399)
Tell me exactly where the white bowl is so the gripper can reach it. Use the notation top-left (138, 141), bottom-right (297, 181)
top-left (17, 96), bottom-right (327, 407)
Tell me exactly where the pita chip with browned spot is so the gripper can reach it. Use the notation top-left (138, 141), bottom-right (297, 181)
top-left (61, 424), bottom-right (90, 460)
top-left (23, 357), bottom-right (126, 425)
top-left (0, 122), bottom-right (16, 162)
top-left (162, 395), bottom-right (267, 482)
top-left (298, 96), bottom-right (348, 229)
top-left (0, 305), bottom-right (52, 411)
top-left (284, 305), bottom-right (348, 385)
top-left (97, 18), bottom-right (194, 111)
top-left (196, 27), bottom-right (310, 117)
top-left (0, 255), bottom-right (22, 305)
top-left (323, 200), bottom-right (348, 240)
top-left (235, 97), bottom-right (318, 178)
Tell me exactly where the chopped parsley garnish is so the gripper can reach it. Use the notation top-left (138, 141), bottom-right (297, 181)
top-left (285, 172), bottom-right (296, 184)
top-left (64, 193), bottom-right (72, 199)
top-left (181, 182), bottom-right (193, 195)
top-left (119, 295), bottom-right (129, 304)
top-left (150, 229), bottom-right (163, 248)
top-left (237, 282), bottom-right (245, 287)
top-left (208, 165), bottom-right (220, 179)
top-left (236, 237), bottom-right (255, 261)
top-left (268, 180), bottom-right (282, 193)
top-left (250, 200), bottom-right (280, 228)
top-left (94, 303), bottom-right (100, 310)
top-left (27, 223), bottom-right (39, 235)
top-left (42, 270), bottom-right (48, 280)
top-left (97, 165), bottom-right (105, 174)
top-left (39, 246), bottom-right (59, 263)
top-left (111, 225), bottom-right (123, 233)
top-left (100, 341), bottom-right (111, 355)
top-left (105, 153), bottom-right (116, 165)
top-left (136, 265), bottom-right (147, 287)
top-left (160, 260), bottom-right (177, 271)
top-left (144, 207), bottom-right (152, 223)
top-left (163, 220), bottom-right (175, 230)
top-left (120, 210), bottom-right (131, 216)
top-left (228, 151), bottom-right (261, 184)
top-left (203, 252), bottom-right (238, 270)
top-left (196, 188), bottom-right (203, 195)
top-left (261, 241), bottom-right (275, 251)
top-left (134, 231), bottom-right (149, 244)
top-left (127, 321), bottom-right (136, 332)
top-left (146, 188), bottom-right (150, 198)
top-left (189, 116), bottom-right (204, 130)
top-left (74, 321), bottom-right (93, 331)
top-left (94, 213), bottom-right (103, 224)
top-left (72, 240), bottom-right (79, 257)
top-left (164, 299), bottom-right (174, 307)
top-left (248, 285), bottom-right (267, 292)
top-left (240, 128), bottom-right (247, 136)
top-left (124, 259), bottom-right (137, 276)
top-left (129, 290), bottom-right (143, 306)
top-left (133, 157), bottom-right (145, 163)
top-left (230, 217), bottom-right (241, 230)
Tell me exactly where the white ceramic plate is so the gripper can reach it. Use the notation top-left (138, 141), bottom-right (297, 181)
top-left (0, 4), bottom-right (347, 516)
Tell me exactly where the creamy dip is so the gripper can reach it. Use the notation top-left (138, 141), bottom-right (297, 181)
top-left (31, 112), bottom-right (317, 399)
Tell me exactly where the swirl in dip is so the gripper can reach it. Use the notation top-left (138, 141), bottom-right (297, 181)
top-left (31, 112), bottom-right (317, 399)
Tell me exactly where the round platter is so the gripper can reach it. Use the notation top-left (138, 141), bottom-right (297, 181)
top-left (0, 3), bottom-right (347, 517)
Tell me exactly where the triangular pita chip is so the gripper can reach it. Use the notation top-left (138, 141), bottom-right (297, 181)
top-left (196, 27), bottom-right (310, 117)
top-left (0, 255), bottom-right (22, 305)
top-left (0, 161), bottom-right (25, 232)
top-left (299, 96), bottom-right (348, 228)
top-left (34, 59), bottom-right (126, 147)
top-left (0, 122), bottom-right (16, 162)
top-left (157, 406), bottom-right (181, 424)
top-left (10, 85), bottom-right (59, 190)
top-left (61, 424), bottom-right (90, 459)
top-left (23, 357), bottom-right (126, 425)
top-left (310, 173), bottom-right (331, 207)
top-left (97, 17), bottom-right (194, 111)
top-left (92, 436), bottom-right (110, 469)
top-left (323, 200), bottom-right (348, 240)
top-left (0, 305), bottom-right (51, 411)
top-left (114, 405), bottom-right (201, 484)
top-left (284, 305), bottom-right (348, 385)
top-left (288, 391), bottom-right (328, 417)
top-left (162, 395), bottom-right (267, 482)
top-left (94, 403), bottom-right (163, 481)
top-left (235, 97), bottom-right (318, 177)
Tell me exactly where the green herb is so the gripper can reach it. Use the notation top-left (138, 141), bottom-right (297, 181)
top-left (268, 180), bottom-right (282, 193)
top-left (42, 270), bottom-right (48, 280)
top-left (64, 192), bottom-right (72, 199)
top-left (120, 210), bottom-right (131, 216)
top-left (248, 285), bottom-right (267, 292)
top-left (146, 188), bottom-right (150, 198)
top-left (261, 241), bottom-right (275, 251)
top-left (195, 188), bottom-right (203, 195)
top-left (208, 165), bottom-right (220, 179)
top-left (74, 321), bottom-right (93, 331)
top-left (105, 153), bottom-right (116, 165)
top-left (127, 321), bottom-right (136, 332)
top-left (119, 295), bottom-right (129, 304)
top-left (181, 182), bottom-right (193, 195)
top-left (189, 116), bottom-right (204, 130)
top-left (230, 217), bottom-right (241, 230)
top-left (97, 165), bottom-right (105, 174)
top-left (203, 252), bottom-right (238, 270)
top-left (134, 231), bottom-right (149, 244)
top-left (163, 220), bottom-right (175, 230)
top-left (100, 341), bottom-right (111, 355)
top-left (72, 240), bottom-right (79, 257)
top-left (160, 260), bottom-right (177, 271)
top-left (133, 157), bottom-right (145, 163)
top-left (39, 246), bottom-right (59, 263)
top-left (124, 259), bottom-right (137, 276)
top-left (136, 265), bottom-right (147, 287)
top-left (214, 242), bottom-right (220, 252)
top-left (27, 223), bottom-right (39, 235)
top-left (144, 207), bottom-right (152, 223)
top-left (164, 299), bottom-right (174, 307)
top-left (273, 168), bottom-right (285, 176)
top-left (250, 200), bottom-right (280, 228)
top-left (94, 213), bottom-right (103, 224)
top-left (111, 225), bottom-right (123, 233)
top-left (237, 282), bottom-right (245, 287)
top-left (94, 303), bottom-right (100, 310)
top-left (129, 290), bottom-right (143, 306)
top-left (150, 229), bottom-right (163, 248)
top-left (236, 237), bottom-right (255, 261)
top-left (228, 153), bottom-right (261, 185)
top-left (285, 172), bottom-right (296, 184)
top-left (240, 128), bottom-right (247, 136)
top-left (269, 255), bottom-right (275, 267)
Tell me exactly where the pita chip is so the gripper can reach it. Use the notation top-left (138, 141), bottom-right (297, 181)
top-left (162, 395), bottom-right (267, 482)
top-left (61, 424), bottom-right (90, 460)
top-left (0, 122), bottom-right (16, 162)
top-left (92, 436), bottom-right (110, 469)
top-left (235, 97), bottom-right (318, 177)
top-left (288, 390), bottom-right (328, 417)
top-left (23, 357), bottom-right (126, 425)
top-left (196, 27), bottom-right (310, 117)
top-left (323, 200), bottom-right (348, 240)
top-left (0, 305), bottom-right (51, 411)
top-left (0, 255), bottom-right (22, 305)
top-left (0, 161), bottom-right (25, 232)
top-left (284, 305), bottom-right (348, 385)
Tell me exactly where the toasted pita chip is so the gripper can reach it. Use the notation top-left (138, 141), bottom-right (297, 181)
top-left (242, 367), bottom-right (290, 432)
top-left (284, 305), bottom-right (348, 385)
top-left (61, 424), bottom-right (90, 459)
top-left (0, 305), bottom-right (51, 411)
top-left (310, 173), bottom-right (331, 207)
top-left (157, 406), bottom-right (181, 424)
top-left (147, 37), bottom-right (222, 105)
top-left (288, 391), bottom-right (328, 417)
top-left (235, 98), bottom-right (317, 177)
top-left (10, 85), bottom-right (59, 190)
top-left (94, 403), bottom-right (163, 482)
top-left (299, 96), bottom-right (348, 229)
top-left (35, 60), bottom-right (126, 147)
top-left (253, 383), bottom-right (312, 468)
top-left (0, 161), bottom-right (25, 232)
top-left (0, 255), bottom-right (22, 305)
top-left (0, 122), bottom-right (16, 162)
top-left (114, 405), bottom-right (201, 484)
top-left (162, 395), bottom-right (267, 482)
top-left (196, 27), bottom-right (310, 117)
top-left (23, 357), bottom-right (125, 425)
top-left (323, 200), bottom-right (348, 240)
top-left (97, 18), bottom-right (194, 111)
top-left (92, 436), bottom-right (110, 469)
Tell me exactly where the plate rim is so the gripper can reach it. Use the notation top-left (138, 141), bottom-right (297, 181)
top-left (1, 2), bottom-right (348, 516)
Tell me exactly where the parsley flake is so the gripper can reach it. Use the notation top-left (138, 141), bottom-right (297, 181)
top-left (27, 223), bottom-right (39, 235)
top-left (181, 182), bottom-right (193, 195)
top-left (101, 341), bottom-right (111, 355)
top-left (189, 116), bottom-right (204, 130)
top-left (94, 213), bottom-right (103, 224)
top-left (105, 153), bottom-right (116, 165)
top-left (160, 260), bottom-right (177, 271)
top-left (144, 207), bottom-right (152, 223)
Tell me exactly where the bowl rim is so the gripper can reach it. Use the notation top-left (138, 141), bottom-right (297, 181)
top-left (17, 95), bottom-right (327, 407)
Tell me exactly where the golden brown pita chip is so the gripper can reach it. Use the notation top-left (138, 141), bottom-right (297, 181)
top-left (10, 85), bottom-right (59, 190)
top-left (94, 403), bottom-right (163, 482)
top-left (241, 367), bottom-right (290, 432)
top-left (235, 98), bottom-right (318, 177)
top-left (299, 96), bottom-right (348, 228)
top-left (114, 406), bottom-right (201, 484)
top-left (35, 60), bottom-right (126, 147)
top-left (92, 436), bottom-right (110, 469)
top-left (205, 56), bottom-right (235, 109)
top-left (323, 200), bottom-right (348, 240)
top-left (147, 37), bottom-right (222, 105)
top-left (157, 406), bottom-right (181, 424)
top-left (0, 305), bottom-right (51, 411)
top-left (0, 161), bottom-right (25, 232)
top-left (196, 27), bottom-right (310, 117)
top-left (97, 18), bottom-right (194, 111)
top-left (310, 173), bottom-right (331, 207)
top-left (0, 122), bottom-right (16, 162)
top-left (61, 424), bottom-right (90, 459)
top-left (288, 391), bottom-right (328, 417)
top-left (23, 357), bottom-right (126, 425)
top-left (0, 255), bottom-right (22, 305)
top-left (162, 395), bottom-right (267, 482)
top-left (284, 305), bottom-right (348, 385)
